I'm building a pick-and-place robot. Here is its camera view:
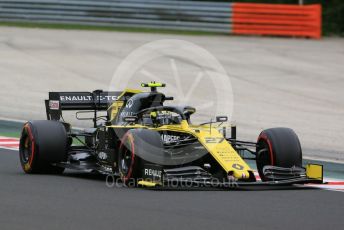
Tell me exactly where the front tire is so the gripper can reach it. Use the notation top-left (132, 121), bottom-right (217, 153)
top-left (118, 131), bottom-right (140, 186)
top-left (117, 129), bottom-right (163, 186)
top-left (19, 120), bottom-right (67, 174)
top-left (256, 127), bottom-right (302, 181)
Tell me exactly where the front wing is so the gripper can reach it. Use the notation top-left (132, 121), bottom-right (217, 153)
top-left (138, 164), bottom-right (324, 189)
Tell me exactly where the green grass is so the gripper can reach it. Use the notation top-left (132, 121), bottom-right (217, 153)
top-left (0, 120), bottom-right (23, 138)
top-left (0, 132), bottom-right (21, 138)
top-left (0, 21), bottom-right (224, 36)
top-left (72, 136), bottom-right (86, 146)
top-left (0, 119), bottom-right (83, 145)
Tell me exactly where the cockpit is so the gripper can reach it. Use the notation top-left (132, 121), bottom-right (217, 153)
top-left (113, 82), bottom-right (195, 126)
top-left (140, 110), bottom-right (182, 126)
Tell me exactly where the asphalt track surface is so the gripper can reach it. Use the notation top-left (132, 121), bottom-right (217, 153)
top-left (0, 148), bottom-right (343, 230)
top-left (0, 27), bottom-right (344, 162)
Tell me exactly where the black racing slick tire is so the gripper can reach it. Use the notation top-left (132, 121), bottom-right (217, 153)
top-left (19, 120), bottom-right (68, 174)
top-left (117, 129), bottom-right (163, 186)
top-left (256, 127), bottom-right (302, 181)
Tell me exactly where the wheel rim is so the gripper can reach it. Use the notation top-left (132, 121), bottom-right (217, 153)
top-left (22, 136), bottom-right (31, 163)
top-left (120, 147), bottom-right (131, 174)
top-left (257, 141), bottom-right (270, 170)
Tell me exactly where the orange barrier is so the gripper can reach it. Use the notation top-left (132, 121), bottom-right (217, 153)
top-left (232, 3), bottom-right (322, 39)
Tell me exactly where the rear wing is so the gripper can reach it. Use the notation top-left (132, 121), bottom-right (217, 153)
top-left (45, 90), bottom-right (122, 121)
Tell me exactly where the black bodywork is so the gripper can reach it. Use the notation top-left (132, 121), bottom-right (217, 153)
top-left (40, 89), bottom-right (322, 188)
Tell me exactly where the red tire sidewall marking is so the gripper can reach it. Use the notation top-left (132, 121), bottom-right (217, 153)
top-left (26, 125), bottom-right (35, 166)
top-left (258, 133), bottom-right (274, 166)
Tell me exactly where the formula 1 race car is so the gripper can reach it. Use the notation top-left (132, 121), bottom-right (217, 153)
top-left (19, 82), bottom-right (323, 188)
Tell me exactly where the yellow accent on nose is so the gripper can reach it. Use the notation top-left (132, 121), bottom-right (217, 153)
top-left (138, 180), bottom-right (159, 187)
top-left (233, 170), bottom-right (250, 180)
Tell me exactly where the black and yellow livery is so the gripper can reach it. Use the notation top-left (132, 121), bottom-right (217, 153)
top-left (19, 82), bottom-right (323, 188)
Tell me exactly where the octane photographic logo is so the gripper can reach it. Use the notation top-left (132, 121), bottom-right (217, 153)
top-left (109, 39), bottom-right (233, 123)
top-left (107, 39), bottom-right (234, 187)
top-left (105, 175), bottom-right (239, 189)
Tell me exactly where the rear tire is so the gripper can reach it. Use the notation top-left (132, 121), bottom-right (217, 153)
top-left (19, 120), bottom-right (67, 174)
top-left (256, 127), bottom-right (302, 181)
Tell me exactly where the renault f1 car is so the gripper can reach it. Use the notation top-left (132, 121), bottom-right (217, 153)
top-left (19, 82), bottom-right (323, 188)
